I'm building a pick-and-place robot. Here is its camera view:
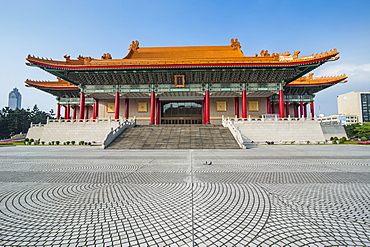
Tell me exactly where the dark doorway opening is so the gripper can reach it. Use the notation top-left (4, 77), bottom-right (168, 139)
top-left (161, 101), bottom-right (202, 124)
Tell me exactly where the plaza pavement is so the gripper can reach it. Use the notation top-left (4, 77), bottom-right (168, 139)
top-left (0, 145), bottom-right (369, 246)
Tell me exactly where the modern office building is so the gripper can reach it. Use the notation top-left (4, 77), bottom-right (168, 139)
top-left (338, 91), bottom-right (370, 123)
top-left (8, 88), bottom-right (22, 110)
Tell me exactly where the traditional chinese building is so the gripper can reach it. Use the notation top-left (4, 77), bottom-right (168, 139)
top-left (25, 39), bottom-right (346, 125)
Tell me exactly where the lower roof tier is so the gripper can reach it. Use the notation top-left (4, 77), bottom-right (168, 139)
top-left (25, 73), bottom-right (347, 98)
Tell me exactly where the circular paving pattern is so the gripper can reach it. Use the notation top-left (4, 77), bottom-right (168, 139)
top-left (0, 146), bottom-right (369, 246)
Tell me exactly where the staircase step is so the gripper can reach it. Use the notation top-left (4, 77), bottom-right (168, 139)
top-left (107, 124), bottom-right (239, 149)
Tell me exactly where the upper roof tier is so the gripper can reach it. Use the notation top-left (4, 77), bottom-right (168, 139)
top-left (26, 39), bottom-right (339, 69)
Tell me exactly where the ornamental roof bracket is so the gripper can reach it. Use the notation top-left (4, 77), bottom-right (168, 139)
top-left (230, 38), bottom-right (241, 50)
top-left (129, 40), bottom-right (139, 52)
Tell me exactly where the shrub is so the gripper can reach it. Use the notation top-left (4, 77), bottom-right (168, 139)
top-left (56, 141), bottom-right (60, 145)
top-left (79, 141), bottom-right (84, 145)
top-left (51, 141), bottom-right (55, 145)
top-left (71, 141), bottom-right (75, 145)
top-left (41, 141), bottom-right (45, 145)
top-left (24, 138), bottom-right (29, 143)
top-left (291, 141), bottom-right (295, 144)
top-left (361, 136), bottom-right (368, 141)
top-left (66, 141), bottom-right (70, 145)
top-left (306, 141), bottom-right (310, 144)
top-left (30, 138), bottom-right (34, 143)
top-left (339, 137), bottom-right (346, 144)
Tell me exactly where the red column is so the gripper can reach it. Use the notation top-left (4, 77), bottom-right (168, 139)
top-left (235, 97), bottom-right (239, 118)
top-left (56, 103), bottom-right (61, 119)
top-left (92, 99), bottom-right (99, 119)
top-left (114, 92), bottom-right (120, 119)
top-left (64, 106), bottom-right (68, 119)
top-left (271, 102), bottom-right (275, 114)
top-left (95, 99), bottom-right (99, 118)
top-left (92, 103), bottom-right (96, 120)
top-left (85, 105), bottom-right (89, 119)
top-left (310, 101), bottom-right (315, 118)
top-left (267, 98), bottom-right (271, 114)
top-left (72, 106), bottom-right (77, 120)
top-left (285, 102), bottom-right (290, 117)
top-left (205, 91), bottom-right (210, 124)
top-left (203, 96), bottom-right (206, 124)
top-left (299, 101), bottom-right (304, 118)
top-left (294, 103), bottom-right (298, 118)
top-left (150, 91), bottom-right (155, 124)
top-left (124, 98), bottom-right (129, 119)
top-left (155, 98), bottom-right (160, 125)
top-left (65, 104), bottom-right (70, 120)
top-left (242, 90), bottom-right (247, 118)
top-left (79, 92), bottom-right (85, 119)
top-left (278, 90), bottom-right (284, 118)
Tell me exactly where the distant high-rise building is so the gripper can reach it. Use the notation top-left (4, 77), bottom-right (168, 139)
top-left (8, 88), bottom-right (22, 110)
top-left (338, 91), bottom-right (370, 123)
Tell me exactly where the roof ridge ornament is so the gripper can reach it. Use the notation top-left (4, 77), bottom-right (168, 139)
top-left (230, 38), bottom-right (241, 50)
top-left (101, 53), bottom-right (112, 59)
top-left (129, 40), bottom-right (139, 52)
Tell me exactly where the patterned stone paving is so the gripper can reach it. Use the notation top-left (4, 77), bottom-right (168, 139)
top-left (0, 145), bottom-right (369, 246)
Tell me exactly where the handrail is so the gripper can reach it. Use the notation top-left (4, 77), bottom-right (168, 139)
top-left (222, 116), bottom-right (246, 149)
top-left (102, 118), bottom-right (136, 149)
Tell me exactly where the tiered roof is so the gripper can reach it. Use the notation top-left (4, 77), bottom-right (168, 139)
top-left (286, 73), bottom-right (347, 94)
top-left (26, 39), bottom-right (339, 68)
top-left (25, 39), bottom-right (340, 87)
top-left (25, 78), bottom-right (79, 97)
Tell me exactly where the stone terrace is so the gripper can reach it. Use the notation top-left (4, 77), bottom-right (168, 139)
top-left (0, 145), bottom-right (369, 246)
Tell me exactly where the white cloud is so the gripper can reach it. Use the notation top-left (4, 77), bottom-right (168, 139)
top-left (314, 63), bottom-right (370, 77)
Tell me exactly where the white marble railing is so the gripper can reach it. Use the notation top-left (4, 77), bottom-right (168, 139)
top-left (231, 115), bottom-right (318, 122)
top-left (102, 118), bottom-right (136, 149)
top-left (30, 117), bottom-right (133, 128)
top-left (222, 116), bottom-right (246, 149)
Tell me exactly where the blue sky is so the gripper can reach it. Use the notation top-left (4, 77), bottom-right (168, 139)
top-left (1, 0), bottom-right (369, 115)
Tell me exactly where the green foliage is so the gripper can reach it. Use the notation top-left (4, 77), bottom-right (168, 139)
top-left (79, 141), bottom-right (84, 145)
top-left (66, 141), bottom-right (70, 145)
top-left (344, 122), bottom-right (370, 138)
top-left (355, 123), bottom-right (370, 136)
top-left (0, 105), bottom-right (54, 139)
top-left (71, 141), bottom-right (75, 145)
top-left (56, 141), bottom-right (60, 145)
top-left (361, 136), bottom-right (368, 141)
top-left (339, 137), bottom-right (347, 144)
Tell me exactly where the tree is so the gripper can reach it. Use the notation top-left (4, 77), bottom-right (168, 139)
top-left (344, 123), bottom-right (361, 138)
top-left (355, 123), bottom-right (370, 136)
top-left (0, 105), bottom-right (54, 139)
